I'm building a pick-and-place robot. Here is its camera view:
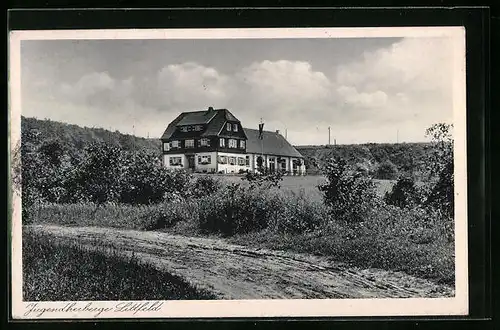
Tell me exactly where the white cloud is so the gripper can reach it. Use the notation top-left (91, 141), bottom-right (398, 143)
top-left (156, 62), bottom-right (233, 110)
top-left (22, 37), bottom-right (455, 143)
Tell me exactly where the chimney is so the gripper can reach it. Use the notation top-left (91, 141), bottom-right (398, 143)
top-left (206, 106), bottom-right (214, 115)
top-left (276, 130), bottom-right (280, 135)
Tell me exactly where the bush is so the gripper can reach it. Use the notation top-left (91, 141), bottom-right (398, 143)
top-left (241, 169), bottom-right (284, 190)
top-left (318, 157), bottom-right (378, 224)
top-left (143, 199), bottom-right (199, 231)
top-left (271, 189), bottom-right (329, 234)
top-left (189, 175), bottom-right (222, 199)
top-left (384, 176), bottom-right (423, 208)
top-left (197, 184), bottom-right (283, 236)
top-left (376, 160), bottom-right (398, 180)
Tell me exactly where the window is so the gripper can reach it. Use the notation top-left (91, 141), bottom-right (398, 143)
top-left (233, 123), bottom-right (238, 132)
top-left (199, 155), bottom-right (211, 165)
top-left (169, 156), bottom-right (182, 166)
top-left (219, 138), bottom-right (225, 147)
top-left (240, 140), bottom-right (246, 149)
top-left (171, 140), bottom-right (179, 148)
top-left (194, 125), bottom-right (202, 131)
top-left (238, 157), bottom-right (245, 166)
top-left (180, 126), bottom-right (188, 132)
top-left (228, 157), bottom-right (236, 165)
top-left (245, 156), bottom-right (250, 166)
top-left (226, 123), bottom-right (231, 131)
top-left (228, 139), bottom-right (237, 148)
top-left (200, 138), bottom-right (210, 147)
top-left (218, 156), bottom-right (227, 164)
top-left (185, 139), bottom-right (195, 148)
top-left (163, 142), bottom-right (170, 151)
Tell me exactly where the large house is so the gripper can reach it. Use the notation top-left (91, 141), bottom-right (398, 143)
top-left (160, 107), bottom-right (306, 175)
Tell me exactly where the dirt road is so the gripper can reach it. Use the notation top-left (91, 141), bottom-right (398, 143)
top-left (27, 225), bottom-right (454, 299)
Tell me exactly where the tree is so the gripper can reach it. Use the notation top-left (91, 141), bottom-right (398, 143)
top-left (70, 142), bottom-right (123, 205)
top-left (424, 123), bottom-right (454, 218)
top-left (376, 160), bottom-right (398, 180)
top-left (384, 176), bottom-right (422, 208)
top-left (318, 157), bottom-right (377, 224)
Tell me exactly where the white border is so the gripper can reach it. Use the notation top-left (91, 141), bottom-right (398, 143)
top-left (9, 27), bottom-right (468, 319)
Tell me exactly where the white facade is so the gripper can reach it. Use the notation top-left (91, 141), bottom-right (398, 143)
top-left (164, 152), bottom-right (305, 175)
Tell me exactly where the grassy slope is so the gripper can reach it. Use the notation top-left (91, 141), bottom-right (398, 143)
top-left (296, 143), bottom-right (431, 177)
top-left (21, 116), bottom-right (161, 156)
top-left (22, 230), bottom-right (216, 301)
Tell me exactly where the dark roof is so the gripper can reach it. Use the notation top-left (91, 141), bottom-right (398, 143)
top-left (244, 128), bottom-right (303, 158)
top-left (176, 110), bottom-right (217, 126)
top-left (161, 108), bottom-right (241, 140)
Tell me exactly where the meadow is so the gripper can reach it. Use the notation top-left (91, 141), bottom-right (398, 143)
top-left (22, 230), bottom-right (216, 301)
top-left (18, 120), bottom-right (455, 297)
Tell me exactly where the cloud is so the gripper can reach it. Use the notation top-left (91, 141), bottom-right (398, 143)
top-left (21, 37), bottom-right (455, 143)
top-left (155, 62), bottom-right (233, 111)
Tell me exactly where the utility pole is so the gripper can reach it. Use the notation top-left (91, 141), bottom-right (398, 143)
top-left (328, 126), bottom-right (331, 146)
top-left (334, 138), bottom-right (336, 146)
top-left (397, 129), bottom-right (399, 144)
top-left (285, 129), bottom-right (288, 140)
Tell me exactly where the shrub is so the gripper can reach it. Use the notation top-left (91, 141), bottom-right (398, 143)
top-left (143, 199), bottom-right (199, 231)
top-left (272, 189), bottom-right (329, 234)
top-left (197, 184), bottom-right (283, 236)
top-left (376, 160), bottom-right (398, 180)
top-left (318, 157), bottom-right (378, 224)
top-left (384, 176), bottom-right (423, 208)
top-left (189, 175), bottom-right (222, 199)
top-left (241, 169), bottom-right (284, 190)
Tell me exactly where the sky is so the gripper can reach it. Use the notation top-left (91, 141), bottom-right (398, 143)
top-left (20, 36), bottom-right (456, 145)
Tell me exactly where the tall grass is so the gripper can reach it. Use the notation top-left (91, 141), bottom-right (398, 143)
top-left (29, 181), bottom-right (454, 285)
top-left (22, 230), bottom-right (216, 301)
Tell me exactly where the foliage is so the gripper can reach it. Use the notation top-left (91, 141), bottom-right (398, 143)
top-left (23, 231), bottom-right (216, 301)
top-left (318, 157), bottom-right (378, 224)
top-left (197, 183), bottom-right (281, 236)
top-left (241, 168), bottom-right (284, 190)
top-left (297, 142), bottom-right (433, 180)
top-left (376, 160), bottom-right (399, 180)
top-left (424, 123), bottom-right (454, 219)
top-left (384, 176), bottom-right (423, 208)
top-left (188, 175), bottom-right (222, 199)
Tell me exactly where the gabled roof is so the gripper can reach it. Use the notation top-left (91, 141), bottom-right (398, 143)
top-left (176, 110), bottom-right (217, 126)
top-left (244, 128), bottom-right (303, 158)
top-left (161, 108), bottom-right (241, 140)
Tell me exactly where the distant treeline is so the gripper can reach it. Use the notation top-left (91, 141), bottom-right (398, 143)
top-left (21, 117), bottom-right (161, 158)
top-left (296, 143), bottom-right (433, 179)
top-left (21, 117), bottom-right (433, 180)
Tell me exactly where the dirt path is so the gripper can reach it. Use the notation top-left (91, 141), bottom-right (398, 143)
top-left (26, 225), bottom-right (454, 299)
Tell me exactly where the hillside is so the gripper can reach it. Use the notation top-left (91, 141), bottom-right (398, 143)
top-left (296, 143), bottom-right (432, 179)
top-left (21, 116), bottom-right (161, 156)
top-left (21, 117), bottom-right (432, 179)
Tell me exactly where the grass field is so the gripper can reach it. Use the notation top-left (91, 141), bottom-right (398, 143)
top-left (22, 230), bottom-right (216, 301)
top-left (209, 174), bottom-right (395, 200)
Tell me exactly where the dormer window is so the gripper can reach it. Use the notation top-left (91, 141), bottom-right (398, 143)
top-left (180, 126), bottom-right (188, 132)
top-left (194, 125), bottom-right (202, 131)
top-left (233, 124), bottom-right (238, 132)
top-left (226, 123), bottom-right (231, 131)
top-left (171, 140), bottom-right (179, 148)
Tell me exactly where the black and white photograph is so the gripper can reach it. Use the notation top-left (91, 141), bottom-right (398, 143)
top-left (9, 27), bottom-right (468, 319)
